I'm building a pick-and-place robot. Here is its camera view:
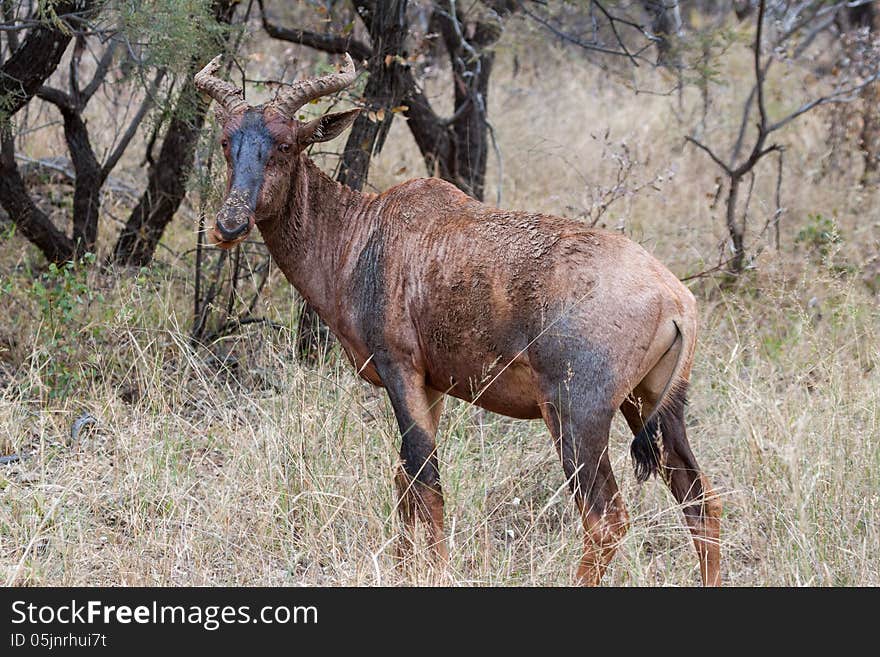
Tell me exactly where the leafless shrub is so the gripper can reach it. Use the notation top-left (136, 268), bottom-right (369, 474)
top-left (568, 131), bottom-right (673, 230)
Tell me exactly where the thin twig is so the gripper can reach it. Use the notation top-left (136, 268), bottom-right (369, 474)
top-left (684, 136), bottom-right (732, 175)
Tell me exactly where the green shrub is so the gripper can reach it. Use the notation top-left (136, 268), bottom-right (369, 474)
top-left (27, 253), bottom-right (104, 399)
top-left (795, 213), bottom-right (841, 259)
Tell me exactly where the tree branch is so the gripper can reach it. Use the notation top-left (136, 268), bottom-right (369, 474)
top-left (684, 136), bottom-right (732, 175)
top-left (81, 41), bottom-right (117, 103)
top-left (766, 72), bottom-right (880, 134)
top-left (755, 0), bottom-right (768, 132)
top-left (69, 34), bottom-right (84, 108)
top-left (1, 0), bottom-right (20, 52)
top-left (0, 0), bottom-right (97, 120)
top-left (0, 129), bottom-right (74, 262)
top-left (101, 69), bottom-right (166, 176)
top-left (257, 0), bottom-right (372, 61)
top-left (516, 0), bottom-right (656, 64)
top-left (36, 85), bottom-right (74, 112)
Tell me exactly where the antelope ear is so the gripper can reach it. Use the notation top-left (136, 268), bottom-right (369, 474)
top-left (300, 109), bottom-right (360, 145)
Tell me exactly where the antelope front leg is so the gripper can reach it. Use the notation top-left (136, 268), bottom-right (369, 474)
top-left (379, 366), bottom-right (448, 568)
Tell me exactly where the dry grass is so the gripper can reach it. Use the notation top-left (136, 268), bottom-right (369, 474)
top-left (1, 23), bottom-right (878, 586)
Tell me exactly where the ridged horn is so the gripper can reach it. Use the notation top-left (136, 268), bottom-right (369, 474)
top-left (194, 55), bottom-right (248, 114)
top-left (273, 53), bottom-right (356, 120)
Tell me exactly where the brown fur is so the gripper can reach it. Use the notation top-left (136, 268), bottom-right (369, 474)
top-left (206, 97), bottom-right (721, 586)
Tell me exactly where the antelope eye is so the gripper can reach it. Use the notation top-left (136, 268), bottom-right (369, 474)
top-left (220, 139), bottom-right (229, 148)
top-left (278, 143), bottom-right (291, 154)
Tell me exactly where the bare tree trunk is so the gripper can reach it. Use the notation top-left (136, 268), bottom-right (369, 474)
top-left (0, 0), bottom-right (97, 263)
top-left (399, 68), bottom-right (454, 182)
top-left (336, 0), bottom-right (409, 191)
top-left (35, 86), bottom-right (102, 253)
top-left (853, 4), bottom-right (880, 182)
top-left (0, 1), bottom-right (96, 121)
top-left (725, 176), bottom-right (744, 275)
top-left (0, 127), bottom-right (75, 262)
top-left (68, 130), bottom-right (102, 250)
top-left (112, 79), bottom-right (208, 266)
top-left (431, 1), bottom-right (505, 202)
top-left (112, 0), bottom-right (238, 267)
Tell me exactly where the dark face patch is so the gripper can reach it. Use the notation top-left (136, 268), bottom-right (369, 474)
top-left (215, 110), bottom-right (275, 242)
top-left (227, 111), bottom-right (274, 210)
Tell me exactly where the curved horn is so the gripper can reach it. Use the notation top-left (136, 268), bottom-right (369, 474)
top-left (273, 53), bottom-right (356, 120)
top-left (194, 55), bottom-right (248, 114)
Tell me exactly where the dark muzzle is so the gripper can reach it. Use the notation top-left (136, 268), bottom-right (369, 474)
top-left (213, 188), bottom-right (255, 246)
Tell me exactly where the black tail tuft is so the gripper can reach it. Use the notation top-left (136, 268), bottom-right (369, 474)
top-left (630, 417), bottom-right (662, 482)
top-left (630, 384), bottom-right (689, 482)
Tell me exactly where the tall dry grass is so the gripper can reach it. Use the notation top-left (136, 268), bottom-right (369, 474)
top-left (1, 21), bottom-right (878, 586)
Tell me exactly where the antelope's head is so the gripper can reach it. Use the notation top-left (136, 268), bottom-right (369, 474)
top-left (194, 54), bottom-right (359, 248)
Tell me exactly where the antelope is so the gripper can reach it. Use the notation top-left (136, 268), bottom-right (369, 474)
top-left (194, 54), bottom-right (722, 586)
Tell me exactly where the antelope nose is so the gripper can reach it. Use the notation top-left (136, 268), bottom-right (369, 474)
top-left (216, 217), bottom-right (250, 241)
top-left (215, 194), bottom-right (253, 241)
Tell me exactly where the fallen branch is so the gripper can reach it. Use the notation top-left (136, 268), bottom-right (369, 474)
top-left (15, 154), bottom-right (140, 198)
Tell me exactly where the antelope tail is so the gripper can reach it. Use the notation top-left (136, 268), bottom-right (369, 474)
top-left (630, 320), bottom-right (689, 482)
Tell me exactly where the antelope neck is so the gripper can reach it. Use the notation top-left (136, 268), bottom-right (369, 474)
top-left (255, 154), bottom-right (375, 326)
